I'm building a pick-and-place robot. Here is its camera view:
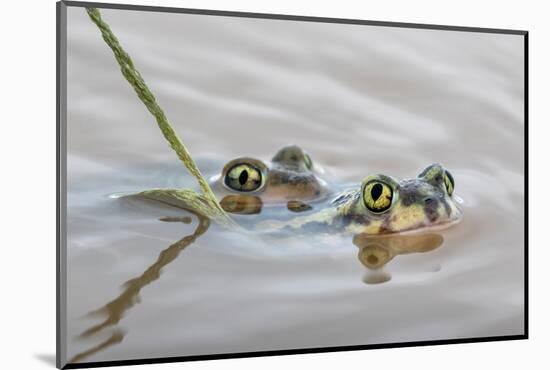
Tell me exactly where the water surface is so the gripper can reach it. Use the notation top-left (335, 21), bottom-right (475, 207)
top-left (65, 7), bottom-right (524, 363)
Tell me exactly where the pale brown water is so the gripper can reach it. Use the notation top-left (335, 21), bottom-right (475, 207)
top-left (65, 7), bottom-right (525, 364)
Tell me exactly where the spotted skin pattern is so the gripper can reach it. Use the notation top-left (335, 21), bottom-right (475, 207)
top-left (257, 163), bottom-right (462, 235)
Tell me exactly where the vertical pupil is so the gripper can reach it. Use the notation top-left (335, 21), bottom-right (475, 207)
top-left (445, 171), bottom-right (454, 188)
top-left (304, 155), bottom-right (312, 168)
top-left (371, 183), bottom-right (383, 201)
top-left (238, 170), bottom-right (249, 185)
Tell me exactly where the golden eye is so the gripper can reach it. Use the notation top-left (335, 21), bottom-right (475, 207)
top-left (363, 181), bottom-right (393, 213)
top-left (444, 170), bottom-right (454, 195)
top-left (224, 163), bottom-right (263, 192)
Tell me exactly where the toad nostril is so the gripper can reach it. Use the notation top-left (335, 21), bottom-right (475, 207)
top-left (424, 197), bottom-right (435, 205)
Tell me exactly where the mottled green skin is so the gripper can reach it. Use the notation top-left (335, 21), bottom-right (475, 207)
top-left (257, 163), bottom-right (462, 235)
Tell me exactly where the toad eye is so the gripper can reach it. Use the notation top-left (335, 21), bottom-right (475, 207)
top-left (363, 180), bottom-right (393, 213)
top-left (224, 164), bottom-right (263, 192)
top-left (303, 153), bottom-right (313, 170)
top-left (444, 170), bottom-right (455, 195)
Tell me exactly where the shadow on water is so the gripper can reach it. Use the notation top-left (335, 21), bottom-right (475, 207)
top-left (70, 213), bottom-right (211, 364)
top-left (353, 233), bottom-right (444, 284)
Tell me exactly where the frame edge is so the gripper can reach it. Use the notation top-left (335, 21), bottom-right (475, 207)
top-left (62, 0), bottom-right (527, 35)
top-left (57, 1), bottom-right (68, 369)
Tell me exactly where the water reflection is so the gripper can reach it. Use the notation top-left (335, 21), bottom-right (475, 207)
top-left (220, 195), bottom-right (263, 214)
top-left (70, 331), bottom-right (124, 364)
top-left (286, 200), bottom-right (313, 213)
top-left (71, 204), bottom-right (446, 362)
top-left (70, 213), bottom-right (210, 363)
top-left (220, 195), bottom-right (313, 215)
top-left (353, 233), bottom-right (444, 284)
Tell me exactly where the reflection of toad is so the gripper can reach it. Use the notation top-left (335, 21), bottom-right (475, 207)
top-left (354, 233), bottom-right (444, 270)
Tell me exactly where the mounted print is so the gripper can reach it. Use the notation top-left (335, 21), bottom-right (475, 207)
top-left (57, 1), bottom-right (528, 368)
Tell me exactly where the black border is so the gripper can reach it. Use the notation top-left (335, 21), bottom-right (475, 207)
top-left (63, 335), bottom-right (526, 369)
top-left (57, 1), bottom-right (529, 369)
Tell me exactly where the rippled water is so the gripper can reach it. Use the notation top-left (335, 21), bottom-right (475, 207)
top-left (65, 7), bottom-right (525, 364)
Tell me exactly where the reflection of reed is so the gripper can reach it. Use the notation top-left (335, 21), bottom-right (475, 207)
top-left (70, 213), bottom-right (210, 363)
top-left (69, 331), bottom-right (124, 364)
top-left (353, 233), bottom-right (444, 284)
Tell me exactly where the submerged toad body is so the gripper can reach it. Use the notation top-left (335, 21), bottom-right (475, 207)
top-left (257, 163), bottom-right (463, 235)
